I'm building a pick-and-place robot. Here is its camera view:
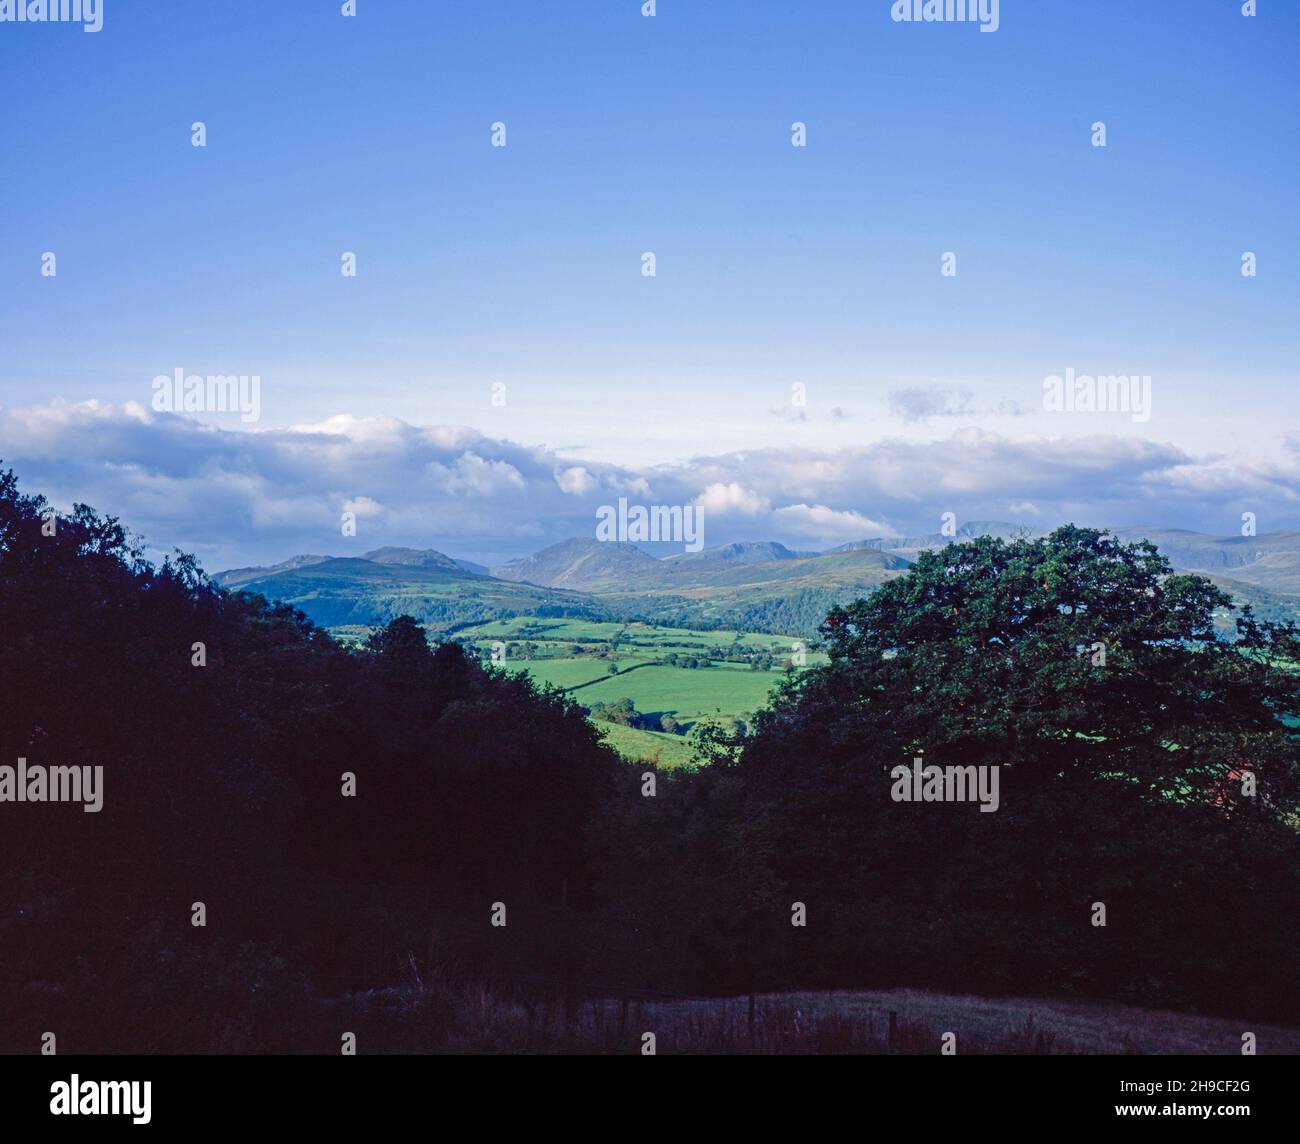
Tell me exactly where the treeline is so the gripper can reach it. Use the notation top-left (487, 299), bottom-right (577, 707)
top-left (279, 593), bottom-right (607, 632)
top-left (1, 470), bottom-right (1297, 1052)
top-left (588, 697), bottom-right (671, 732)
top-left (625, 592), bottom-right (837, 639)
top-left (0, 470), bottom-right (617, 1052)
top-left (583, 529), bottom-right (1300, 1022)
top-left (585, 697), bottom-right (742, 738)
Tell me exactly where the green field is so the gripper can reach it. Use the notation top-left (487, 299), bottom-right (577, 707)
top-left (448, 618), bottom-right (824, 766)
top-left (455, 616), bottom-right (802, 652)
top-left (591, 722), bottom-right (699, 768)
top-left (327, 617), bottom-right (825, 765)
top-left (552, 662), bottom-right (784, 721)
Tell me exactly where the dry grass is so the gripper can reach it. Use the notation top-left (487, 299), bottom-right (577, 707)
top-left (340, 978), bottom-right (1300, 1055)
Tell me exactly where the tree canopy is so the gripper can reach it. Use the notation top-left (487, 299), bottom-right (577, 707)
top-left (2, 470), bottom-right (1296, 1049)
top-left (725, 527), bottom-right (1300, 1009)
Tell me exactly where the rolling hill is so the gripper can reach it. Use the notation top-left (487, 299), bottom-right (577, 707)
top-left (215, 526), bottom-right (1300, 638)
top-left (490, 537), bottom-right (663, 591)
top-left (1112, 527), bottom-right (1300, 595)
top-left (213, 549), bottom-right (609, 631)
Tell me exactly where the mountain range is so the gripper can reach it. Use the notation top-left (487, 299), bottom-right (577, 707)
top-left (213, 526), bottom-right (1300, 638)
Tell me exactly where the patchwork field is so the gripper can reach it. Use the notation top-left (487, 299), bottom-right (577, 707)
top-left (449, 618), bottom-right (824, 766)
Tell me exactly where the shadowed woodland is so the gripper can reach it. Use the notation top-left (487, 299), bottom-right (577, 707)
top-left (1, 467), bottom-right (1296, 1053)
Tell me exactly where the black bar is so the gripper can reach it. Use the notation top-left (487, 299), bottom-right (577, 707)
top-left (1, 1053), bottom-right (1288, 1131)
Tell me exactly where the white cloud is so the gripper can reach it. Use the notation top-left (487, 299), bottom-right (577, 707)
top-left (555, 466), bottom-right (597, 495)
top-left (888, 387), bottom-right (975, 423)
top-left (342, 495), bottom-right (384, 519)
top-left (1008, 500), bottom-right (1041, 516)
top-left (435, 452), bottom-right (525, 496)
top-left (772, 504), bottom-right (897, 540)
top-left (694, 482), bottom-right (770, 516)
top-left (2, 400), bottom-right (1297, 569)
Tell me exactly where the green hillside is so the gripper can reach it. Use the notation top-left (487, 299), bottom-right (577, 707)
top-left (215, 529), bottom-right (1300, 642)
top-left (216, 553), bottom-right (610, 631)
top-left (448, 618), bottom-right (821, 765)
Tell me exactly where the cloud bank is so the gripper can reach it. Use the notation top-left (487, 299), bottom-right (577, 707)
top-left (2, 400), bottom-right (1297, 571)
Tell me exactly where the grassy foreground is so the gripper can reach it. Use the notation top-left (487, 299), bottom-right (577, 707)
top-left (337, 980), bottom-right (1300, 1055)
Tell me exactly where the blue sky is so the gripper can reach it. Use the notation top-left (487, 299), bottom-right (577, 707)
top-left (1, 1), bottom-right (1298, 568)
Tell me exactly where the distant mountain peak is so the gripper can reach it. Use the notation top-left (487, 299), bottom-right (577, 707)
top-left (362, 546), bottom-right (464, 571)
top-left (491, 536), bottom-right (660, 589)
top-left (663, 540), bottom-right (812, 565)
top-left (213, 553), bottom-right (330, 588)
top-left (826, 521), bottom-right (1029, 555)
top-left (215, 546), bottom-right (488, 589)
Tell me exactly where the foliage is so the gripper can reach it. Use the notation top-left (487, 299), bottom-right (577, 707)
top-left (2, 472), bottom-right (1295, 1049)
top-left (0, 468), bottom-right (621, 1051)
